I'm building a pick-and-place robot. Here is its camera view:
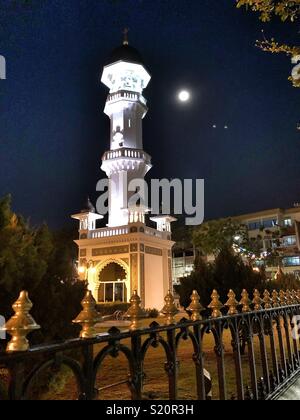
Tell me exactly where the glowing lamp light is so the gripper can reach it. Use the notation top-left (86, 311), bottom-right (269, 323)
top-left (78, 266), bottom-right (86, 274)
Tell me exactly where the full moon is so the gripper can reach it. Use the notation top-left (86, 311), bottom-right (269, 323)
top-left (178, 90), bottom-right (190, 102)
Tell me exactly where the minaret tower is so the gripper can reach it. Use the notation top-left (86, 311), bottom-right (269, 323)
top-left (101, 29), bottom-right (152, 227)
top-left (72, 33), bottom-right (175, 310)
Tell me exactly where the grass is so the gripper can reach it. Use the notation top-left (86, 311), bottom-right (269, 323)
top-left (0, 315), bottom-right (296, 400)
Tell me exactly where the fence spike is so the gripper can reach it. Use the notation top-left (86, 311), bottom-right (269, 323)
top-left (125, 290), bottom-right (145, 330)
top-left (292, 290), bottom-right (299, 304)
top-left (187, 290), bottom-right (203, 321)
top-left (272, 290), bottom-right (280, 308)
top-left (263, 290), bottom-right (273, 309)
top-left (161, 290), bottom-right (179, 325)
top-left (240, 289), bottom-right (251, 313)
top-left (279, 290), bottom-right (287, 306)
top-left (225, 290), bottom-right (239, 315)
top-left (285, 290), bottom-right (293, 305)
top-left (252, 289), bottom-right (263, 311)
top-left (4, 291), bottom-right (40, 352)
top-left (208, 290), bottom-right (224, 318)
top-left (73, 290), bottom-right (102, 338)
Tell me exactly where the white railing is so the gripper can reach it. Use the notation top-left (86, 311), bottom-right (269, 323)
top-left (102, 148), bottom-right (151, 163)
top-left (89, 225), bottom-right (170, 240)
top-left (91, 226), bottom-right (129, 239)
top-left (145, 227), bottom-right (168, 239)
top-left (107, 90), bottom-right (147, 105)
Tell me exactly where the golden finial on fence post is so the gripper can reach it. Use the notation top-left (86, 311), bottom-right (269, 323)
top-left (292, 290), bottom-right (299, 304)
top-left (263, 290), bottom-right (272, 309)
top-left (279, 290), bottom-right (287, 306)
top-left (252, 289), bottom-right (263, 311)
top-left (285, 290), bottom-right (293, 305)
top-left (272, 290), bottom-right (280, 307)
top-left (73, 290), bottom-right (102, 339)
top-left (240, 289), bottom-right (251, 313)
top-left (208, 290), bottom-right (224, 318)
top-left (187, 290), bottom-right (203, 321)
top-left (125, 290), bottom-right (144, 330)
top-left (4, 291), bottom-right (40, 352)
top-left (161, 290), bottom-right (179, 325)
top-left (225, 290), bottom-right (238, 315)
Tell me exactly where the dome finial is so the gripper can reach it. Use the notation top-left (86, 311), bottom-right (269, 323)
top-left (123, 27), bottom-right (129, 46)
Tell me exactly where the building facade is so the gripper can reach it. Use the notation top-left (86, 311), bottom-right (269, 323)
top-left (72, 36), bottom-right (175, 309)
top-left (172, 205), bottom-right (300, 286)
top-left (235, 206), bottom-right (300, 278)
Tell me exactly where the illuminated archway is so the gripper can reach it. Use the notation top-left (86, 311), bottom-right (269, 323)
top-left (95, 259), bottom-right (129, 303)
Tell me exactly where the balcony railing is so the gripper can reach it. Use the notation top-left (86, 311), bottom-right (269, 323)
top-left (1, 289), bottom-right (300, 400)
top-left (102, 148), bottom-right (151, 164)
top-left (107, 90), bottom-right (147, 107)
top-left (91, 226), bottom-right (129, 239)
top-left (89, 225), bottom-right (170, 240)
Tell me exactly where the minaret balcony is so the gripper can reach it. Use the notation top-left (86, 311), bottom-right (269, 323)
top-left (102, 148), bottom-right (151, 163)
top-left (101, 148), bottom-right (152, 176)
top-left (106, 90), bottom-right (147, 107)
top-left (88, 224), bottom-right (171, 241)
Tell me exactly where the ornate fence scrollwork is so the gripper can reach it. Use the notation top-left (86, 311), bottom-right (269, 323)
top-left (1, 288), bottom-right (300, 400)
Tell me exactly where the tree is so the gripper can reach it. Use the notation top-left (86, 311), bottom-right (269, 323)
top-left (193, 217), bottom-right (285, 270)
top-left (175, 248), bottom-right (267, 309)
top-left (174, 255), bottom-right (214, 308)
top-left (269, 271), bottom-right (300, 291)
top-left (192, 218), bottom-right (246, 256)
top-left (236, 0), bottom-right (300, 87)
top-left (237, 1), bottom-right (300, 22)
top-left (0, 195), bottom-right (86, 347)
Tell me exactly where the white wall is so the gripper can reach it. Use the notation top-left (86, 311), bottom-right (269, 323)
top-left (144, 254), bottom-right (164, 310)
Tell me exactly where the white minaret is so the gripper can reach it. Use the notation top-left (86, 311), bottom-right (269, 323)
top-left (101, 30), bottom-right (152, 227)
top-left (72, 33), bottom-right (176, 309)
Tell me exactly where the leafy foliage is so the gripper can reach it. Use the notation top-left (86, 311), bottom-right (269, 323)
top-left (192, 217), bottom-right (284, 269)
top-left (236, 0), bottom-right (300, 22)
top-left (175, 249), bottom-right (267, 308)
top-left (269, 272), bottom-right (300, 291)
top-left (0, 195), bottom-right (86, 346)
top-left (236, 0), bottom-right (300, 87)
top-left (193, 218), bottom-right (245, 256)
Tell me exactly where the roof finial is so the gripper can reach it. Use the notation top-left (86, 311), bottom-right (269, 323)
top-left (123, 27), bottom-right (129, 46)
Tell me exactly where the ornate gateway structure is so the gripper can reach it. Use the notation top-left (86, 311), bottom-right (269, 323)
top-left (72, 34), bottom-right (175, 309)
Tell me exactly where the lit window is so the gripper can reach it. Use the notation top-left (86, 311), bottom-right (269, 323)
top-left (282, 236), bottom-right (297, 247)
top-left (283, 256), bottom-right (300, 267)
top-left (284, 218), bottom-right (293, 227)
top-left (248, 221), bottom-right (260, 230)
top-left (262, 219), bottom-right (277, 228)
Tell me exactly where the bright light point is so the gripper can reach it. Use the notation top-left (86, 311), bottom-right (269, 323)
top-left (178, 90), bottom-right (190, 102)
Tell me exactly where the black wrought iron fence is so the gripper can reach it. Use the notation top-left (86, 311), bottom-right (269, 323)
top-left (0, 288), bottom-right (300, 400)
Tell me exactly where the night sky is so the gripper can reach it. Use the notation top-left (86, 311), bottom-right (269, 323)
top-left (0, 0), bottom-right (299, 228)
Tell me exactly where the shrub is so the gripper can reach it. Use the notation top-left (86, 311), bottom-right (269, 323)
top-left (145, 308), bottom-right (159, 319)
top-left (96, 302), bottom-right (130, 316)
top-left (175, 248), bottom-right (268, 308)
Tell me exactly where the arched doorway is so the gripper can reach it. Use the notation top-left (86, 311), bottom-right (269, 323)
top-left (98, 262), bottom-right (128, 303)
